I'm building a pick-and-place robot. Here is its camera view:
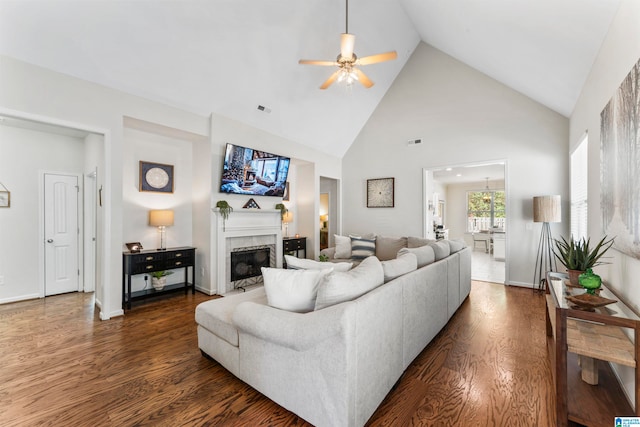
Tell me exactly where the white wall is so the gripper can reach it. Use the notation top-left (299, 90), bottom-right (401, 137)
top-left (122, 127), bottom-right (194, 291)
top-left (570, 0), bottom-right (640, 405)
top-left (0, 125), bottom-right (84, 303)
top-left (342, 42), bottom-right (569, 286)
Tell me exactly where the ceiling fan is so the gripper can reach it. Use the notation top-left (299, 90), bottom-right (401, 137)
top-left (298, 0), bottom-right (397, 89)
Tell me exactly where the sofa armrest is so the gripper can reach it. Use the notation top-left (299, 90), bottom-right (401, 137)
top-left (233, 301), bottom-right (352, 352)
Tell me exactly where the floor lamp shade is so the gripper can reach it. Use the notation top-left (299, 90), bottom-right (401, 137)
top-left (533, 195), bottom-right (561, 223)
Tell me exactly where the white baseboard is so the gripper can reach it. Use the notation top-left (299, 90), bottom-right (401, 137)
top-left (195, 285), bottom-right (217, 296)
top-left (0, 293), bottom-right (41, 305)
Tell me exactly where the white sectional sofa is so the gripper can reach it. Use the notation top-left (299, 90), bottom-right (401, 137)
top-left (195, 238), bottom-right (471, 427)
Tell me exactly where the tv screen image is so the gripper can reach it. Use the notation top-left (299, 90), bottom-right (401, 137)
top-left (220, 143), bottom-right (290, 197)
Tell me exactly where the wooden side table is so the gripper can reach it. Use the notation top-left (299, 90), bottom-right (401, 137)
top-left (545, 271), bottom-right (639, 426)
top-left (122, 246), bottom-right (196, 310)
top-left (283, 236), bottom-right (306, 259)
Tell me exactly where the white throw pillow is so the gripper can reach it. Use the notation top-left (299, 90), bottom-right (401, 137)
top-left (261, 267), bottom-right (332, 313)
top-left (334, 235), bottom-right (352, 259)
top-left (381, 252), bottom-right (417, 282)
top-left (314, 256), bottom-right (384, 310)
top-left (285, 255), bottom-right (352, 272)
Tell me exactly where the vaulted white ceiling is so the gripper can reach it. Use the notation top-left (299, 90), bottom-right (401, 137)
top-left (0, 0), bottom-right (621, 157)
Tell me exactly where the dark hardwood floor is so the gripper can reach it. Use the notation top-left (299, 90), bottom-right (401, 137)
top-left (0, 282), bottom-right (557, 426)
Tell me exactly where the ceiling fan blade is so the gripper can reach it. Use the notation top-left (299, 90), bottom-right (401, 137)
top-left (320, 70), bottom-right (341, 90)
top-left (354, 68), bottom-right (374, 88)
top-left (340, 33), bottom-right (356, 60)
top-left (357, 51), bottom-right (398, 66)
top-left (299, 59), bottom-right (339, 66)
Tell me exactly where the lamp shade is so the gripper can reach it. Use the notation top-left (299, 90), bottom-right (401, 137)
top-left (533, 196), bottom-right (561, 223)
top-left (149, 209), bottom-right (174, 227)
top-left (282, 211), bottom-right (294, 224)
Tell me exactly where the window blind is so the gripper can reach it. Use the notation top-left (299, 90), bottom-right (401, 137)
top-left (570, 135), bottom-right (588, 240)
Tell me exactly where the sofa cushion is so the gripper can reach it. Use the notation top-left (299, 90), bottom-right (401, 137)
top-left (447, 238), bottom-right (467, 253)
top-left (407, 236), bottom-right (436, 248)
top-left (285, 255), bottom-right (352, 272)
top-left (381, 252), bottom-right (417, 282)
top-left (375, 236), bottom-right (408, 261)
top-left (334, 235), bottom-right (352, 259)
top-left (315, 256), bottom-right (384, 310)
top-left (195, 287), bottom-right (267, 347)
top-left (397, 245), bottom-right (436, 268)
top-left (428, 241), bottom-right (451, 260)
top-left (262, 267), bottom-right (332, 313)
top-left (351, 236), bottom-right (376, 260)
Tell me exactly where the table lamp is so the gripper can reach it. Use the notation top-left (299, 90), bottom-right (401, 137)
top-left (282, 211), bottom-right (294, 237)
top-left (149, 209), bottom-right (174, 250)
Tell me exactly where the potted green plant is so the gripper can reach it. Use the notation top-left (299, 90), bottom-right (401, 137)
top-left (150, 270), bottom-right (174, 290)
top-left (552, 235), bottom-right (614, 286)
top-left (275, 203), bottom-right (288, 221)
top-left (216, 200), bottom-right (233, 230)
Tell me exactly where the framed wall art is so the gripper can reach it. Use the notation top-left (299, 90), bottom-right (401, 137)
top-left (601, 56), bottom-right (640, 259)
top-left (367, 177), bottom-right (394, 208)
top-left (139, 161), bottom-right (174, 193)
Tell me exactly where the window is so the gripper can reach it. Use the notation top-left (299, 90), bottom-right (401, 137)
top-left (467, 190), bottom-right (506, 232)
top-left (571, 135), bottom-right (588, 240)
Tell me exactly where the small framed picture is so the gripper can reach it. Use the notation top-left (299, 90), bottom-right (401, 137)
top-left (139, 161), bottom-right (174, 193)
top-left (0, 191), bottom-right (10, 208)
top-left (126, 242), bottom-right (143, 253)
top-left (367, 178), bottom-right (394, 208)
top-left (283, 182), bottom-right (290, 201)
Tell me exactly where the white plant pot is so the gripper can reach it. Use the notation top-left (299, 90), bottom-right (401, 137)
top-left (152, 276), bottom-right (166, 290)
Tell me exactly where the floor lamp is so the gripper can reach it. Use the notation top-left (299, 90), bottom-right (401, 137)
top-left (533, 195), bottom-right (561, 291)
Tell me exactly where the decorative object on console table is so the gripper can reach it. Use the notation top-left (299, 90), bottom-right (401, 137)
top-left (125, 242), bottom-right (143, 253)
top-left (552, 235), bottom-right (614, 287)
top-left (122, 246), bottom-right (196, 310)
top-left (367, 177), bottom-right (394, 208)
top-left (139, 161), bottom-right (174, 193)
top-left (150, 270), bottom-right (173, 290)
top-left (149, 209), bottom-right (174, 250)
top-left (532, 195), bottom-right (561, 292)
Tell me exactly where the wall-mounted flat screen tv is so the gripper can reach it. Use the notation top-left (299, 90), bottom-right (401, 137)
top-left (220, 143), bottom-right (290, 197)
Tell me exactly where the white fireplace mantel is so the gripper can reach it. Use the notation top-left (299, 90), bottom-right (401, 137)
top-left (211, 209), bottom-right (283, 295)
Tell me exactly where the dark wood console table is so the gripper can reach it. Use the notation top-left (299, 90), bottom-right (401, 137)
top-left (122, 246), bottom-right (196, 310)
top-left (545, 271), bottom-right (638, 426)
top-left (283, 236), bottom-right (306, 258)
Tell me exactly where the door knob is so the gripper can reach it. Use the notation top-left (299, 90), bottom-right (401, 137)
top-left (47, 239), bottom-right (54, 243)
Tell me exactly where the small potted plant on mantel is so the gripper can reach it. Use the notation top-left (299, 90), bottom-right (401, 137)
top-left (151, 270), bottom-right (173, 291)
top-left (552, 235), bottom-right (614, 286)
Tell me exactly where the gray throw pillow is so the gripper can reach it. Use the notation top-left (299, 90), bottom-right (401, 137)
top-left (428, 241), bottom-right (451, 260)
top-left (351, 236), bottom-right (376, 260)
top-left (375, 236), bottom-right (408, 261)
top-left (408, 236), bottom-right (436, 248)
top-left (398, 245), bottom-right (435, 268)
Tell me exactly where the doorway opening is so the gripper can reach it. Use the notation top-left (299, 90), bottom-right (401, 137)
top-left (424, 161), bottom-right (507, 284)
top-left (319, 177), bottom-right (339, 251)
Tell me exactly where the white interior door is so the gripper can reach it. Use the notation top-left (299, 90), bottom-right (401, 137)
top-left (45, 173), bottom-right (80, 296)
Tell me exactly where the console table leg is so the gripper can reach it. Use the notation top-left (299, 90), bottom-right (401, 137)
top-left (580, 356), bottom-right (599, 385)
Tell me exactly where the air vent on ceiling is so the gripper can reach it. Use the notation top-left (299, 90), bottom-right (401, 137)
top-left (257, 105), bottom-right (272, 114)
top-left (407, 138), bottom-right (423, 146)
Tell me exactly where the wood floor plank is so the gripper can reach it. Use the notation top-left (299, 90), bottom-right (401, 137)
top-left (0, 283), bottom-right (560, 426)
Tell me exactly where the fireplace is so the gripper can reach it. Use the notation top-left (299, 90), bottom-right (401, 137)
top-left (212, 209), bottom-right (283, 295)
top-left (231, 247), bottom-right (270, 282)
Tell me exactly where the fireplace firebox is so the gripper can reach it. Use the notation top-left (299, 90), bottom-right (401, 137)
top-left (230, 247), bottom-right (270, 282)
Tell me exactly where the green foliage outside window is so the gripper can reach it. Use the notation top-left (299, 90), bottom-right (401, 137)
top-left (467, 191), bottom-right (506, 232)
